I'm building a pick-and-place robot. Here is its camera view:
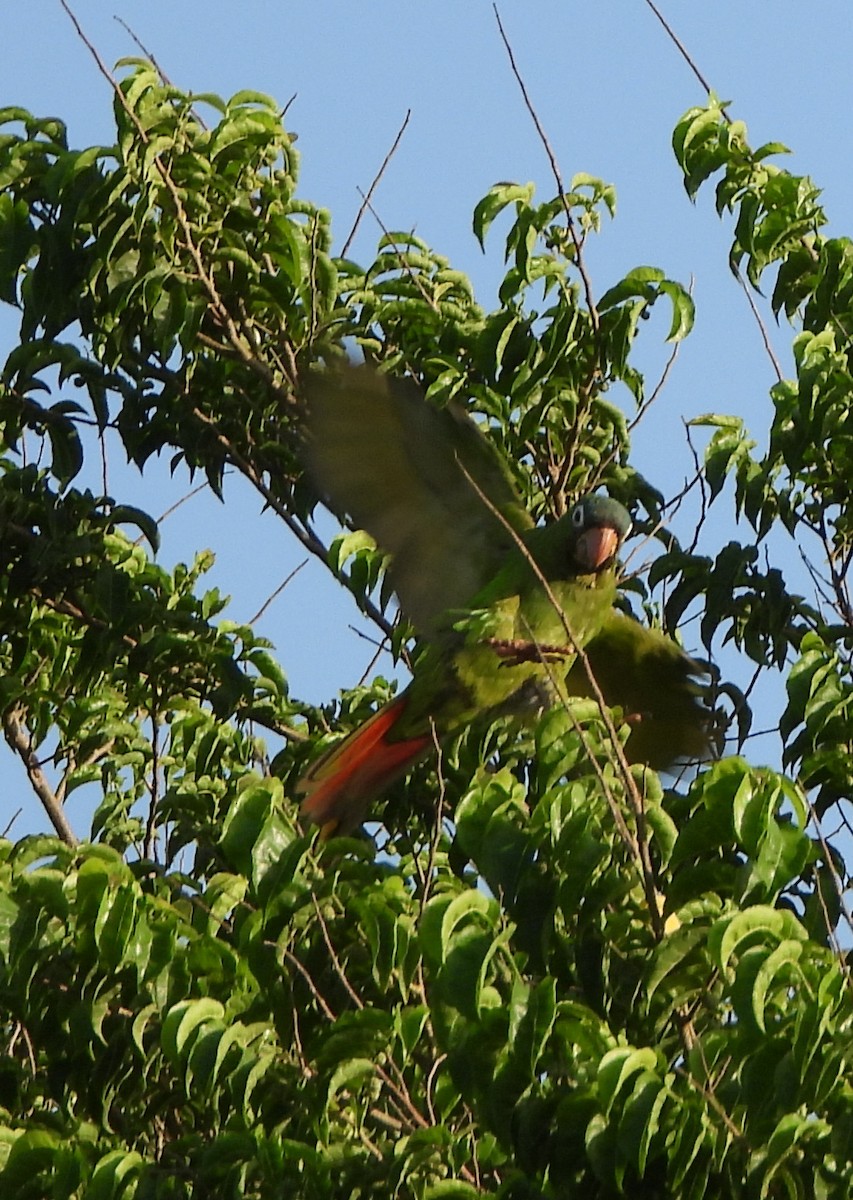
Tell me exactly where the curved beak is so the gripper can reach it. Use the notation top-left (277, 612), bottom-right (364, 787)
top-left (575, 524), bottom-right (620, 573)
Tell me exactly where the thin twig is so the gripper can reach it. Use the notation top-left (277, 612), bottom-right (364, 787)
top-left (356, 632), bottom-right (392, 688)
top-left (98, 424), bottom-right (109, 495)
top-left (131, 481), bottom-right (211, 548)
top-left (409, 718), bottom-right (446, 903)
top-left (1, 809), bottom-right (22, 838)
top-left (423, 720), bottom-right (446, 910)
top-left (368, 1107), bottom-right (404, 1132)
top-left (683, 422), bottom-right (710, 555)
top-left (341, 110), bottom-right (412, 259)
top-left (492, 4), bottom-right (599, 332)
top-left (311, 895), bottom-right (364, 1010)
top-left (675, 1063), bottom-right (746, 1141)
top-left (113, 16), bottom-right (175, 89)
top-left (548, 386), bottom-right (597, 516)
top-left (805, 797), bottom-right (853, 988)
top-left (56, 739), bottom-right (116, 807)
top-left (289, 999), bottom-right (312, 1078)
top-left (631, 337), bottom-right (683, 433)
top-left (248, 559), bottom-right (308, 625)
top-left (282, 947), bottom-right (337, 1022)
top-left (735, 268), bottom-right (785, 382)
top-left (156, 481), bottom-right (211, 525)
top-left (9, 1022), bottom-right (38, 1075)
top-left (143, 706), bottom-right (161, 860)
top-left (424, 1053), bottom-right (447, 1127)
top-left (641, 0), bottom-right (720, 102)
top-left (817, 508), bottom-right (853, 628)
top-left (589, 280), bottom-right (692, 501)
top-left (357, 194), bottom-right (440, 312)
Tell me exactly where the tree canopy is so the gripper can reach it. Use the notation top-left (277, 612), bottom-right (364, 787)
top-left (0, 51), bottom-right (852, 1200)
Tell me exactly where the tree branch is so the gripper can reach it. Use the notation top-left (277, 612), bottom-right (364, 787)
top-left (341, 109), bottom-right (411, 259)
top-left (3, 709), bottom-right (78, 846)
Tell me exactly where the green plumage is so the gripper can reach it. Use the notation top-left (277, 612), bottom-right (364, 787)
top-left (299, 366), bottom-right (712, 832)
top-left (302, 367), bottom-right (531, 637)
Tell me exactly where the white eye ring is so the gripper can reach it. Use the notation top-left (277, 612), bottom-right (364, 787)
top-left (571, 504), bottom-right (585, 528)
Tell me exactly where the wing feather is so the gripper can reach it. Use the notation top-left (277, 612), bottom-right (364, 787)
top-left (302, 367), bottom-right (532, 635)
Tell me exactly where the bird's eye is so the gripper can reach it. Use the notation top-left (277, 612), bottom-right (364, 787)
top-left (571, 504), bottom-right (585, 528)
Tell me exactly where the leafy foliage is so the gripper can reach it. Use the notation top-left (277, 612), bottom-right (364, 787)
top-left (0, 61), bottom-right (851, 1199)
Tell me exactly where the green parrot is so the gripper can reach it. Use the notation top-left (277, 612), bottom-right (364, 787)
top-left (297, 366), bottom-right (711, 834)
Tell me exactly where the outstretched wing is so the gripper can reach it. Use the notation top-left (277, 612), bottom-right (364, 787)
top-left (302, 366), bottom-right (533, 636)
top-left (570, 609), bottom-right (715, 769)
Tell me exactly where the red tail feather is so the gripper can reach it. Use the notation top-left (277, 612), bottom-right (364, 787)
top-left (298, 694), bottom-right (431, 835)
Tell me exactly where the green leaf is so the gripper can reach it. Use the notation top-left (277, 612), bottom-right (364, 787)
top-left (660, 279), bottom-right (695, 341)
top-left (85, 1149), bottom-right (144, 1200)
top-left (107, 504), bottom-right (161, 552)
top-left (472, 181), bottom-right (535, 250)
top-left (645, 924), bottom-right (709, 1002)
top-left (326, 1057), bottom-right (375, 1106)
top-left (439, 889), bottom-right (497, 958)
top-left (712, 906), bottom-right (807, 972)
top-left (161, 998), bottom-right (225, 1064)
top-left (749, 939), bottom-right (804, 1033)
top-left (597, 1047), bottom-right (660, 1116)
top-left (618, 1069), bottom-right (669, 1176)
top-left (93, 880), bottom-right (139, 968)
top-left (598, 266), bottom-right (664, 309)
top-left (424, 1183), bottom-right (483, 1199)
top-left (204, 872), bottom-right (248, 922)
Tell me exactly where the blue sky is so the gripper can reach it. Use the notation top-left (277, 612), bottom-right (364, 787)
top-left (1, 1), bottom-right (851, 835)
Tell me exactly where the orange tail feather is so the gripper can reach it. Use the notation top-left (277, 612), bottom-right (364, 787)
top-left (297, 694), bottom-right (431, 835)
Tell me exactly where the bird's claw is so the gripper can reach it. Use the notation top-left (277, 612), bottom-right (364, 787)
top-left (486, 637), bottom-right (571, 665)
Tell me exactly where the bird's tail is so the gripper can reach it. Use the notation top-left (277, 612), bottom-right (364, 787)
top-left (297, 694), bottom-right (432, 837)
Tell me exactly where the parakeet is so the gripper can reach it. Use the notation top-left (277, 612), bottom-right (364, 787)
top-left (297, 366), bottom-right (710, 834)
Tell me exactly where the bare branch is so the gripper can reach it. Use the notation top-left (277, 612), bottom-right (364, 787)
top-left (493, 4), bottom-right (599, 332)
top-left (113, 15), bottom-right (175, 90)
top-left (2, 809), bottom-right (22, 838)
top-left (143, 709), bottom-right (161, 861)
top-left (248, 559), bottom-right (308, 625)
top-left (341, 109), bottom-right (412, 259)
top-left (735, 269), bottom-right (785, 383)
top-left (281, 947), bottom-right (337, 1023)
top-left (3, 709), bottom-right (78, 846)
top-left (642, 0), bottom-right (719, 102)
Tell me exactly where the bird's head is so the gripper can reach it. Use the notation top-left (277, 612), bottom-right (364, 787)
top-left (569, 495), bottom-right (632, 574)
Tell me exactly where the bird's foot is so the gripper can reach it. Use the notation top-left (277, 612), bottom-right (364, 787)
top-left (486, 637), bottom-right (571, 665)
